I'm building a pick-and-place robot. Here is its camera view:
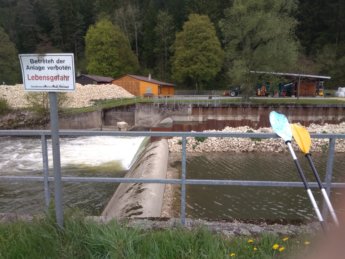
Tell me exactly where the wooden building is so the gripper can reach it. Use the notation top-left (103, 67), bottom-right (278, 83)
top-left (76, 74), bottom-right (114, 85)
top-left (112, 74), bottom-right (175, 97)
top-left (251, 71), bottom-right (331, 97)
top-left (298, 79), bottom-right (319, 96)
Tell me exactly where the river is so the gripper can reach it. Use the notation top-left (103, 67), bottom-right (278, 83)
top-left (1, 136), bottom-right (344, 222)
top-left (0, 136), bottom-right (145, 215)
top-left (169, 152), bottom-right (345, 222)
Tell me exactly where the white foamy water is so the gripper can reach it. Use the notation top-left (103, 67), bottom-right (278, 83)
top-left (0, 136), bottom-right (145, 174)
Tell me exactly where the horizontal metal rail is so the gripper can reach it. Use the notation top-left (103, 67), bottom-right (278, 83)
top-left (2, 176), bottom-right (345, 188)
top-left (0, 130), bottom-right (344, 225)
top-left (0, 130), bottom-right (345, 139)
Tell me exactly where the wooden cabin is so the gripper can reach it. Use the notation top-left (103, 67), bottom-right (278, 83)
top-left (112, 74), bottom-right (175, 97)
top-left (298, 79), bottom-right (318, 96)
top-left (76, 74), bottom-right (114, 85)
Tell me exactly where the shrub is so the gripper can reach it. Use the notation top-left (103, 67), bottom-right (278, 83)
top-left (0, 98), bottom-right (10, 115)
top-left (195, 136), bottom-right (207, 143)
top-left (25, 92), bottom-right (69, 116)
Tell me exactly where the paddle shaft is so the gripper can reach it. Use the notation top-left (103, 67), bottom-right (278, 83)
top-left (286, 141), bottom-right (326, 231)
top-left (306, 154), bottom-right (340, 226)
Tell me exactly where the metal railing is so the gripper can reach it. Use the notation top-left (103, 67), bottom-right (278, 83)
top-left (0, 130), bottom-right (345, 225)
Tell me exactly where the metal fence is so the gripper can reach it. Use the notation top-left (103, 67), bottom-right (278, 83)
top-left (0, 130), bottom-right (345, 226)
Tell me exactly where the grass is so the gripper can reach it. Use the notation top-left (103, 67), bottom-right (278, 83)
top-left (250, 98), bottom-right (345, 105)
top-left (0, 213), bottom-right (315, 259)
top-left (61, 97), bottom-right (145, 115)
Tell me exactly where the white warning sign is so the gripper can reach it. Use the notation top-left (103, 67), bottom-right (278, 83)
top-left (19, 53), bottom-right (75, 92)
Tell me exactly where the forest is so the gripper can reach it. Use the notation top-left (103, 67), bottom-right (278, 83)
top-left (0, 0), bottom-right (344, 90)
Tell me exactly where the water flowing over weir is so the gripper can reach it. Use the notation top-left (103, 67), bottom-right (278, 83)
top-left (0, 136), bottom-right (146, 214)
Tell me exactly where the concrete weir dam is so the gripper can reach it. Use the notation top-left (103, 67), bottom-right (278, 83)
top-left (102, 139), bottom-right (169, 219)
top-left (57, 103), bottom-right (345, 130)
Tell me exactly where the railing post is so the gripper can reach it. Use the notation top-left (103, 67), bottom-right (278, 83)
top-left (41, 134), bottom-right (50, 210)
top-left (181, 136), bottom-right (187, 225)
top-left (322, 137), bottom-right (336, 220)
top-left (49, 93), bottom-right (64, 228)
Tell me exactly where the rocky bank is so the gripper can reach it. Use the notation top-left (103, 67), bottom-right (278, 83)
top-left (168, 123), bottom-right (345, 153)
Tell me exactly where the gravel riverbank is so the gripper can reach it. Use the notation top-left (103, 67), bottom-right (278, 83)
top-left (168, 123), bottom-right (345, 153)
top-left (0, 84), bottom-right (134, 108)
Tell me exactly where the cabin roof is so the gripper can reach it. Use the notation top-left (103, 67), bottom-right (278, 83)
top-left (78, 74), bottom-right (114, 83)
top-left (250, 71), bottom-right (331, 80)
top-left (123, 74), bottom-right (175, 86)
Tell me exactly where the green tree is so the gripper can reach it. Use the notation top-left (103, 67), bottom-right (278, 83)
top-left (141, 0), bottom-right (159, 70)
top-left (94, 0), bottom-right (119, 17)
top-left (113, 2), bottom-right (142, 58)
top-left (172, 14), bottom-right (224, 91)
top-left (154, 11), bottom-right (175, 80)
top-left (85, 18), bottom-right (139, 77)
top-left (316, 44), bottom-right (345, 88)
top-left (0, 26), bottom-right (20, 84)
top-left (186, 0), bottom-right (230, 24)
top-left (14, 0), bottom-right (39, 53)
top-left (58, 0), bottom-right (85, 55)
top-left (297, 0), bottom-right (345, 56)
top-left (220, 0), bottom-right (299, 97)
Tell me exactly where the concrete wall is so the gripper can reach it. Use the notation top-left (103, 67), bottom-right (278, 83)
top-left (57, 111), bottom-right (103, 129)
top-left (45, 103), bottom-right (345, 130)
top-left (102, 139), bottom-right (169, 219)
top-left (103, 106), bottom-right (135, 127)
top-left (134, 103), bottom-right (191, 127)
top-left (132, 103), bottom-right (345, 129)
top-left (188, 105), bottom-right (345, 128)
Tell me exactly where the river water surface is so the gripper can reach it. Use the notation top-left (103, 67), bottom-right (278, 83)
top-left (1, 136), bottom-right (344, 222)
top-left (0, 136), bottom-right (145, 215)
top-left (171, 152), bottom-right (345, 222)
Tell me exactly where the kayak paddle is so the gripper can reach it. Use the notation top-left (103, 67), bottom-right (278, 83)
top-left (269, 111), bottom-right (326, 231)
top-left (291, 123), bottom-right (339, 226)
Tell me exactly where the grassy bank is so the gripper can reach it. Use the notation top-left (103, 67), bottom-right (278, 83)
top-left (0, 214), bottom-right (315, 258)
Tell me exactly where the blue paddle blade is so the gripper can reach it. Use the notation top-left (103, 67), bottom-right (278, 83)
top-left (269, 111), bottom-right (292, 142)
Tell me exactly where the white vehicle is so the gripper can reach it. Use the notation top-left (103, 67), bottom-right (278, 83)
top-left (335, 87), bottom-right (345, 97)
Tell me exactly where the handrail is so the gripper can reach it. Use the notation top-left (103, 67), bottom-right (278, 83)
top-left (0, 130), bottom-right (344, 225)
top-left (1, 130), bottom-right (344, 139)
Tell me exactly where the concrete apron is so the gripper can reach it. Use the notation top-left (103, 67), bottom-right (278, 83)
top-left (102, 139), bottom-right (169, 219)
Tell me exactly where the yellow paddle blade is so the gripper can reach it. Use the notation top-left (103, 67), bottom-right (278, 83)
top-left (291, 123), bottom-right (311, 154)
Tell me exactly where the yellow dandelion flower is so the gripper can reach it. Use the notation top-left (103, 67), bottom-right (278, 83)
top-left (247, 239), bottom-right (254, 244)
top-left (253, 247), bottom-right (258, 251)
top-left (279, 246), bottom-right (285, 252)
top-left (272, 244), bottom-right (280, 250)
top-left (230, 252), bottom-right (236, 257)
top-left (282, 237), bottom-right (289, 242)
top-left (304, 241), bottom-right (311, 246)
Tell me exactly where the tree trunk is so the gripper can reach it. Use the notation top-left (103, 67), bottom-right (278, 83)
top-left (134, 23), bottom-right (139, 58)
